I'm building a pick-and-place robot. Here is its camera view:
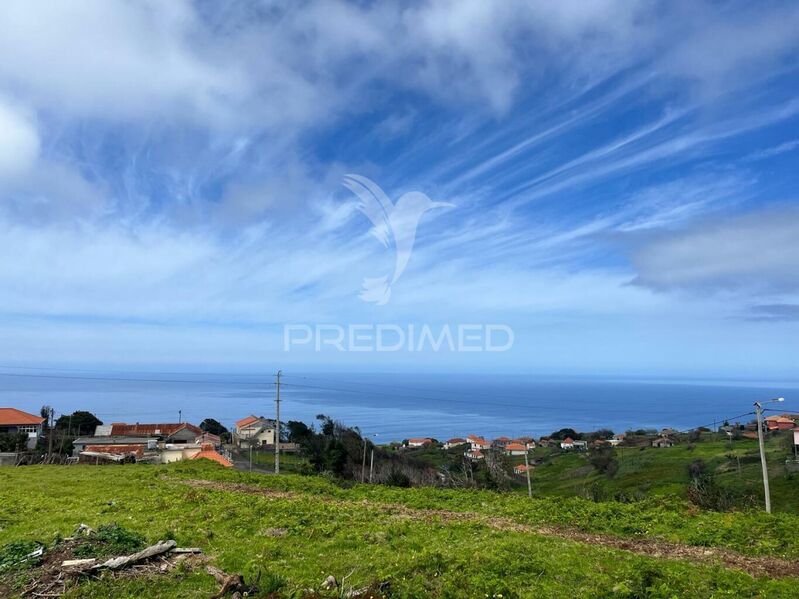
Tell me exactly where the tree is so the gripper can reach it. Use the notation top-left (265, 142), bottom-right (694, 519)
top-left (286, 420), bottom-right (313, 442)
top-left (55, 411), bottom-right (102, 436)
top-left (550, 428), bottom-right (580, 440)
top-left (589, 445), bottom-right (618, 476)
top-left (200, 418), bottom-right (228, 436)
top-left (0, 432), bottom-right (28, 452)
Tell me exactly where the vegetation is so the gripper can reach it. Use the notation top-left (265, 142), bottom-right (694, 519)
top-left (1, 462), bottom-right (798, 597)
top-left (54, 411), bottom-right (103, 436)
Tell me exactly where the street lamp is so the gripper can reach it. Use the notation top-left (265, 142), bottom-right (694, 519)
top-left (754, 397), bottom-right (784, 513)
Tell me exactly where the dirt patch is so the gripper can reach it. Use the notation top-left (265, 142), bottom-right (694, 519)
top-left (180, 478), bottom-right (799, 579)
top-left (0, 531), bottom-right (205, 597)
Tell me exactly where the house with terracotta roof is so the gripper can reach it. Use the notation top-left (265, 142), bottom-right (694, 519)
top-left (765, 416), bottom-right (796, 431)
top-left (195, 432), bottom-right (222, 447)
top-left (493, 436), bottom-right (512, 447)
top-left (514, 464), bottom-right (533, 475)
top-left (444, 437), bottom-right (467, 449)
top-left (465, 448), bottom-right (484, 461)
top-left (467, 435), bottom-right (490, 450)
top-left (234, 415), bottom-right (276, 447)
top-left (109, 422), bottom-right (202, 444)
top-left (513, 437), bottom-right (536, 450)
top-left (504, 442), bottom-right (528, 456)
top-left (0, 407), bottom-right (45, 449)
top-left (72, 436), bottom-right (158, 456)
top-left (407, 438), bottom-right (433, 448)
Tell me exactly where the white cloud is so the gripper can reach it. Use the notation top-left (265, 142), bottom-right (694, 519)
top-left (0, 97), bottom-right (39, 180)
top-left (630, 207), bottom-right (799, 293)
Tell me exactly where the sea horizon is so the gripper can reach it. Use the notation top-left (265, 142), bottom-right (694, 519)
top-left (2, 368), bottom-right (795, 443)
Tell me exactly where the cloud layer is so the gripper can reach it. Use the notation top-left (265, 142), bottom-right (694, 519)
top-left (0, 1), bottom-right (798, 376)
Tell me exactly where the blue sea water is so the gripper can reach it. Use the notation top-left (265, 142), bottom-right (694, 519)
top-left (0, 370), bottom-right (796, 443)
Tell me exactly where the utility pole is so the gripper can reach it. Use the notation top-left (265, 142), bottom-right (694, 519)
top-left (361, 437), bottom-right (368, 483)
top-left (369, 448), bottom-right (375, 483)
top-left (755, 402), bottom-right (770, 513)
top-left (46, 407), bottom-right (54, 459)
top-left (755, 397), bottom-right (784, 513)
top-left (178, 409), bottom-right (182, 424)
top-left (275, 370), bottom-right (281, 475)
top-left (523, 450), bottom-right (532, 499)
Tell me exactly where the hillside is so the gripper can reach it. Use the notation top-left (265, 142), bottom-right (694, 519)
top-left (399, 432), bottom-right (799, 512)
top-left (1, 462), bottom-right (799, 598)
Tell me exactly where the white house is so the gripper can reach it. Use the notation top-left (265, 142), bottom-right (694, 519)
top-left (407, 438), bottom-right (433, 448)
top-left (467, 435), bottom-right (491, 450)
top-left (444, 438), bottom-right (467, 449)
top-left (0, 407), bottom-right (44, 449)
top-left (504, 443), bottom-right (528, 456)
top-left (465, 449), bottom-right (484, 461)
top-left (235, 415), bottom-right (276, 447)
top-left (572, 440), bottom-right (588, 451)
top-left (560, 437), bottom-right (575, 450)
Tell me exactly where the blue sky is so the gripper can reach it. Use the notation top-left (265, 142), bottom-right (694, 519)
top-left (0, 0), bottom-right (797, 378)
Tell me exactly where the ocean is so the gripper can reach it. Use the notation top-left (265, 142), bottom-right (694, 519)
top-left (1, 370), bottom-right (796, 442)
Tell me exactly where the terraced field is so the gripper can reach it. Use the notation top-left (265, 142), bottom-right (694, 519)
top-left (1, 462), bottom-right (798, 598)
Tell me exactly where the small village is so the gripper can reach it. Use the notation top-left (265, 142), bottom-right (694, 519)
top-left (3, 406), bottom-right (799, 482)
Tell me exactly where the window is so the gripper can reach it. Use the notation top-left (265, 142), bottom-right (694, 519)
top-left (17, 425), bottom-right (39, 433)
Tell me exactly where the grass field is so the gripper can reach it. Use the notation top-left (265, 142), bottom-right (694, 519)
top-left (399, 432), bottom-right (798, 513)
top-left (1, 461), bottom-right (799, 598)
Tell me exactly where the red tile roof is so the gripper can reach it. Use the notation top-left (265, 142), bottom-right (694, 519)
top-left (0, 407), bottom-right (44, 426)
top-left (467, 435), bottom-right (490, 446)
top-left (505, 443), bottom-right (527, 451)
top-left (562, 437), bottom-right (574, 443)
top-left (408, 438), bottom-right (432, 444)
top-left (191, 443), bottom-right (233, 467)
top-left (110, 422), bottom-right (202, 437)
top-left (85, 444), bottom-right (144, 458)
top-left (236, 415), bottom-right (260, 428)
top-left (446, 438), bottom-right (467, 444)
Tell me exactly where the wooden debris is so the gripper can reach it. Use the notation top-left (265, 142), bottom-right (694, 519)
top-left (171, 547), bottom-right (203, 554)
top-left (207, 565), bottom-right (258, 598)
top-left (95, 540), bottom-right (177, 571)
top-left (61, 558), bottom-right (97, 568)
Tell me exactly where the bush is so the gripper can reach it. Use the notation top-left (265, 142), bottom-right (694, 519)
top-left (73, 524), bottom-right (146, 558)
top-left (590, 446), bottom-right (618, 477)
top-left (385, 469), bottom-right (411, 488)
top-left (0, 540), bottom-right (41, 573)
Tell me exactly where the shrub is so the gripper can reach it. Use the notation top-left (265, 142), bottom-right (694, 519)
top-left (73, 524), bottom-right (146, 558)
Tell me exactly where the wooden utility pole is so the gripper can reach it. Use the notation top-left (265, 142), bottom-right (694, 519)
top-left (523, 450), bottom-right (532, 498)
top-left (275, 370), bottom-right (281, 474)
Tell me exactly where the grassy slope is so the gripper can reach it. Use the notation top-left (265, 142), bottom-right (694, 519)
top-left (1, 463), bottom-right (799, 598)
top-left (521, 435), bottom-right (799, 512)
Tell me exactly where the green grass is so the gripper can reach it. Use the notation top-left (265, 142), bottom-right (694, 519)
top-left (1, 462), bottom-right (798, 597)
top-left (245, 450), bottom-right (309, 473)
top-left (521, 434), bottom-right (799, 512)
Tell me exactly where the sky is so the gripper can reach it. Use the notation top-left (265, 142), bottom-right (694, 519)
top-left (0, 0), bottom-right (798, 379)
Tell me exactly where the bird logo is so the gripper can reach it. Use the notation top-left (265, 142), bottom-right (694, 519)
top-left (343, 174), bottom-right (454, 305)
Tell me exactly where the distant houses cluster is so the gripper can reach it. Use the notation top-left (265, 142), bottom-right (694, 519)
top-left (72, 421), bottom-right (232, 466)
